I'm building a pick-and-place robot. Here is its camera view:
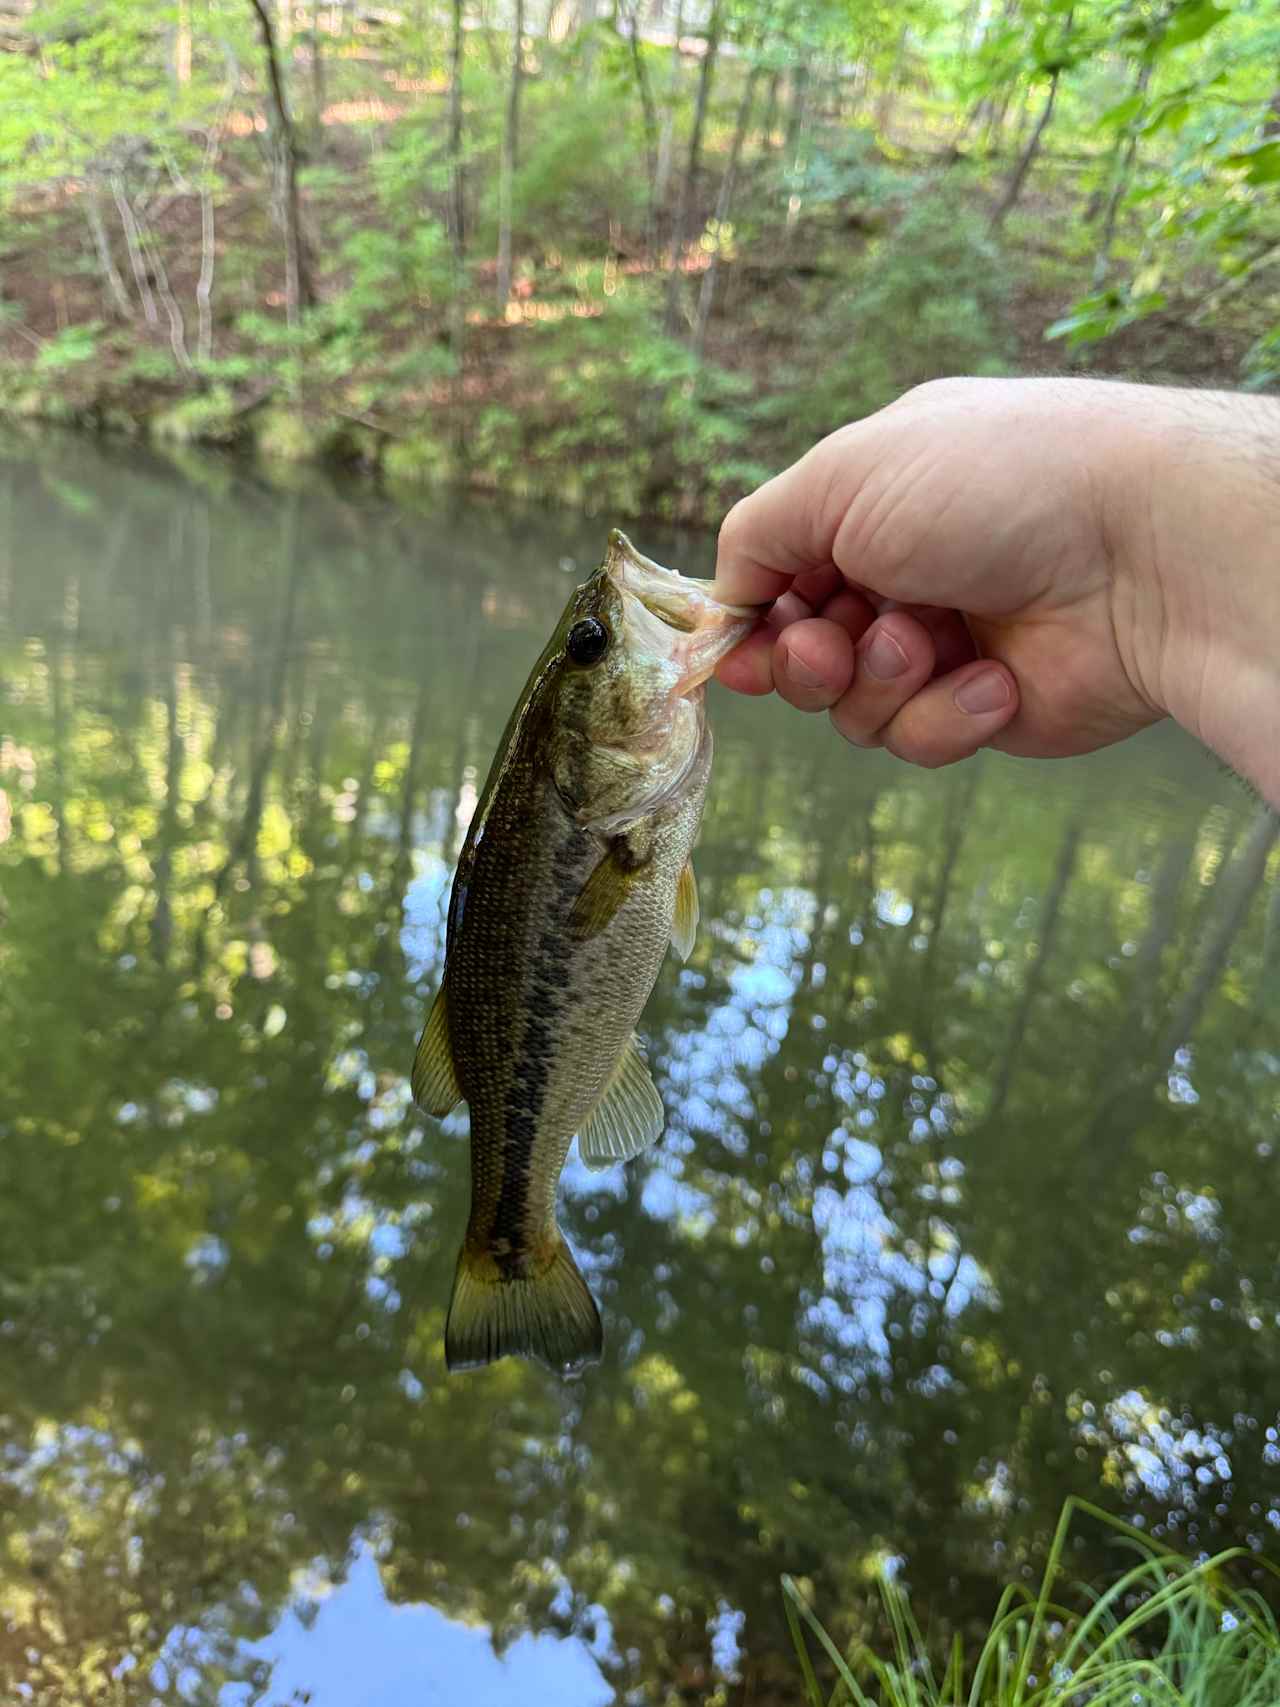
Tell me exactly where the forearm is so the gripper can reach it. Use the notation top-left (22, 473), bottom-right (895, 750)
top-left (1109, 388), bottom-right (1280, 805)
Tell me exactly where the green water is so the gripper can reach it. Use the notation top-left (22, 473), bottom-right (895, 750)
top-left (1, 434), bottom-right (1277, 1706)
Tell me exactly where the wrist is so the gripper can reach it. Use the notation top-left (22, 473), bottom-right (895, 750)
top-left (1107, 388), bottom-right (1280, 804)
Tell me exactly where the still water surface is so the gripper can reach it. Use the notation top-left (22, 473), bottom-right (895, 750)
top-left (1, 433), bottom-right (1278, 1706)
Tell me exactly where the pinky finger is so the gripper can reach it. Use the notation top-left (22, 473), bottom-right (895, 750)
top-left (880, 662), bottom-right (1019, 769)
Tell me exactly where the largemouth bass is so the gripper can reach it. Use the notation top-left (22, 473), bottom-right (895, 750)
top-left (412, 531), bottom-right (752, 1374)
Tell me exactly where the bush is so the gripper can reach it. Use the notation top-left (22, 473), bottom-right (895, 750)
top-left (33, 323), bottom-right (101, 374)
top-left (150, 387), bottom-right (243, 446)
top-left (472, 277), bottom-right (771, 520)
top-left (774, 177), bottom-right (1014, 450)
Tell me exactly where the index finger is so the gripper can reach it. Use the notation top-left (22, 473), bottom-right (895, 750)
top-left (712, 426), bottom-right (858, 606)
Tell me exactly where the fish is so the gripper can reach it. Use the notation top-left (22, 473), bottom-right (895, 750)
top-left (411, 530), bottom-right (753, 1375)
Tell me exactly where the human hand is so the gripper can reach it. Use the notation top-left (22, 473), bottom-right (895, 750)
top-left (712, 377), bottom-right (1280, 802)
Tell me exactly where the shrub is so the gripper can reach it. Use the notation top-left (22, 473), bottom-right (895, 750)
top-left (773, 177), bottom-right (1013, 451)
top-left (473, 277), bottom-right (770, 520)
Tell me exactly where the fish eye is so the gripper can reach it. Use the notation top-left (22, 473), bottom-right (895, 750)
top-left (566, 616), bottom-right (610, 667)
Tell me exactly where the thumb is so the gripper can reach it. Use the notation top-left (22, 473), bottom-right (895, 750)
top-left (712, 425), bottom-right (865, 607)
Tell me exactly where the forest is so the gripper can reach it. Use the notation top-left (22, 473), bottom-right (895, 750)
top-left (1, 0), bottom-right (1278, 520)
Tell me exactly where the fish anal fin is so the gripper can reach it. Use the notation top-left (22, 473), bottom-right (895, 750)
top-left (568, 847), bottom-right (642, 942)
top-left (670, 859), bottom-right (699, 961)
top-left (411, 983), bottom-right (463, 1117)
top-left (445, 1235), bottom-right (602, 1374)
top-left (578, 1036), bottom-right (664, 1170)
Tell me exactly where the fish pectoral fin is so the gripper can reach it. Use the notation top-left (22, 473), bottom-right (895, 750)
top-left (410, 982), bottom-right (463, 1117)
top-left (670, 859), bottom-right (699, 962)
top-left (578, 1036), bottom-right (665, 1170)
top-left (567, 846), bottom-right (645, 943)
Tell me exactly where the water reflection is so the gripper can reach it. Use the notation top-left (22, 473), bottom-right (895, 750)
top-left (0, 431), bottom-right (1277, 1705)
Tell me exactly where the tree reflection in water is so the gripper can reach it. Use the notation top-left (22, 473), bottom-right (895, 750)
top-left (0, 435), bottom-right (1276, 1705)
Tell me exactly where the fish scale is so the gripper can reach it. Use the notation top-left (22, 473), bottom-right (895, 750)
top-left (410, 531), bottom-right (752, 1374)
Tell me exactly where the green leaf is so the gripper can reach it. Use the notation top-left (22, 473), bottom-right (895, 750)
top-left (1224, 140), bottom-right (1280, 185)
top-left (1160, 0), bottom-right (1229, 52)
top-left (1142, 97), bottom-right (1191, 134)
top-left (1044, 310), bottom-right (1112, 345)
top-left (1098, 93), bottom-right (1144, 130)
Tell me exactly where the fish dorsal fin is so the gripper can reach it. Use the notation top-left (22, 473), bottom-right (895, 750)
top-left (578, 1036), bottom-right (665, 1170)
top-left (411, 983), bottom-right (463, 1117)
top-left (670, 860), bottom-right (699, 961)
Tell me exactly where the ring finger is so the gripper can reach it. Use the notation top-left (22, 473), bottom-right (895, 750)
top-left (829, 611), bottom-right (936, 749)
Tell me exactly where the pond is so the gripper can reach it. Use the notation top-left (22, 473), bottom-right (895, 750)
top-left (0, 432), bottom-right (1277, 1706)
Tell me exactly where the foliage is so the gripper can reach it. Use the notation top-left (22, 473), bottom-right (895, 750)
top-left (510, 73), bottom-right (651, 244)
top-left (774, 179), bottom-right (1013, 446)
top-left (1042, 0), bottom-right (1280, 355)
top-left (33, 323), bottom-right (102, 373)
top-left (472, 279), bottom-right (772, 515)
top-left (0, 0), bottom-right (1272, 515)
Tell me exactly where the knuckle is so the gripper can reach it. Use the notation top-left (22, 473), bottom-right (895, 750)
top-left (901, 375), bottom-right (972, 409)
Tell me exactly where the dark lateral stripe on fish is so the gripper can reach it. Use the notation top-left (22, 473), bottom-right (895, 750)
top-left (482, 822), bottom-right (587, 1268)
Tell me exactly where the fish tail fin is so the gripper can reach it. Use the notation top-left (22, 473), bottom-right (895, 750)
top-left (445, 1234), bottom-right (603, 1375)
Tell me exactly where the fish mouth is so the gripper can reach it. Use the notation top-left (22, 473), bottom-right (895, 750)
top-left (604, 530), bottom-right (754, 690)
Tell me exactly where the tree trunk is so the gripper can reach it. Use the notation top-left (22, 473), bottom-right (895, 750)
top-left (174, 0), bottom-right (192, 84)
top-left (83, 179), bottom-right (134, 320)
top-left (784, 59), bottom-right (808, 156)
top-left (663, 0), bottom-right (722, 335)
top-left (447, 0), bottom-right (467, 434)
top-left (150, 662), bottom-right (183, 966)
top-left (691, 64), bottom-right (760, 359)
top-left (577, 0), bottom-right (598, 65)
top-left (990, 819), bottom-right (1082, 1118)
top-left (448, 0), bottom-right (467, 256)
top-left (248, 0), bottom-right (315, 324)
top-left (758, 68), bottom-right (780, 150)
top-left (110, 174), bottom-right (158, 324)
top-left (495, 0), bottom-right (526, 309)
top-left (309, 20), bottom-right (327, 144)
top-left (1157, 808), bottom-right (1279, 1062)
top-left (873, 26), bottom-right (908, 138)
top-left (196, 134), bottom-right (219, 363)
top-left (956, 0), bottom-right (982, 75)
top-left (990, 69), bottom-right (1059, 229)
top-left (134, 204), bottom-right (193, 370)
top-left (653, 0), bottom-right (685, 217)
top-left (1129, 827), bottom-right (1197, 1007)
top-left (1092, 60), bottom-right (1152, 284)
top-left (783, 59), bottom-right (809, 225)
top-left (622, 0), bottom-right (659, 248)
top-left (199, 504), bottom-right (302, 968)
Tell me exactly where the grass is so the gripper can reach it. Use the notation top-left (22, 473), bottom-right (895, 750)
top-left (784, 1498), bottom-right (1280, 1706)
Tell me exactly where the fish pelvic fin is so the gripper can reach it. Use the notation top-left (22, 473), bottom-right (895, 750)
top-left (445, 1235), bottom-right (603, 1375)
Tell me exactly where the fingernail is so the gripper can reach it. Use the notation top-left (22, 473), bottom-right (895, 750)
top-left (786, 654), bottom-right (825, 690)
top-left (954, 670), bottom-right (1012, 715)
top-left (864, 629), bottom-right (908, 680)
